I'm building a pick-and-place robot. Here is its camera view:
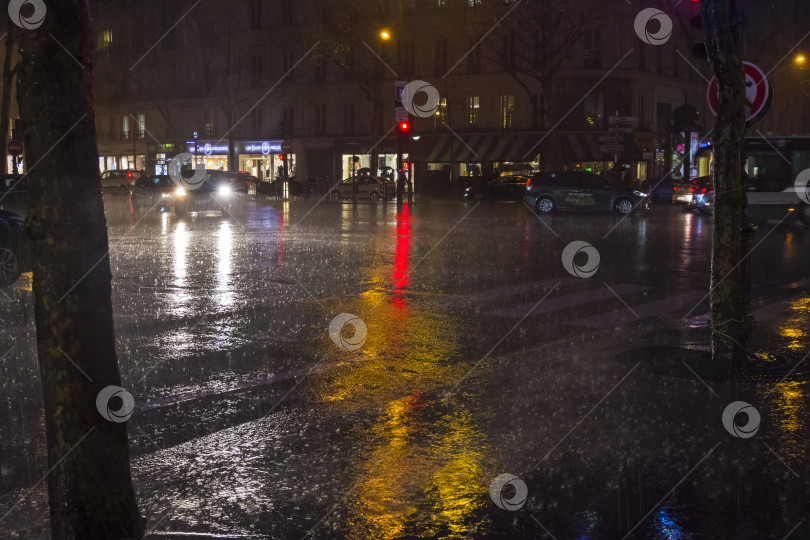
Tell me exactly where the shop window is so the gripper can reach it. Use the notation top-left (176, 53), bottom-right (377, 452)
top-left (97, 29), bottom-right (113, 56)
top-left (467, 96), bottom-right (479, 127)
top-left (343, 103), bottom-right (355, 134)
top-left (499, 95), bottom-right (514, 129)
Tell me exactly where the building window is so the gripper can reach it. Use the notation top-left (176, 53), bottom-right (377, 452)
top-left (532, 94), bottom-right (544, 128)
top-left (499, 95), bottom-right (514, 129)
top-left (282, 52), bottom-right (294, 81)
top-left (467, 96), bottom-right (479, 127)
top-left (502, 33), bottom-right (515, 66)
top-left (434, 98), bottom-right (447, 129)
top-left (583, 30), bottom-right (601, 69)
top-left (203, 109), bottom-right (214, 136)
top-left (121, 115), bottom-right (129, 140)
top-left (435, 38), bottom-right (447, 75)
top-left (282, 105), bottom-right (294, 136)
top-left (314, 104), bottom-right (326, 133)
top-left (468, 0), bottom-right (481, 6)
top-left (97, 29), bottom-right (113, 55)
top-left (314, 59), bottom-right (327, 83)
top-left (343, 103), bottom-right (355, 134)
top-left (251, 108), bottom-right (263, 135)
top-left (401, 42), bottom-right (416, 78)
top-left (467, 41), bottom-right (481, 73)
top-left (137, 113), bottom-right (145, 139)
top-left (281, 0), bottom-right (293, 25)
top-left (250, 54), bottom-right (263, 84)
top-left (583, 94), bottom-right (602, 129)
top-left (249, 0), bottom-right (261, 30)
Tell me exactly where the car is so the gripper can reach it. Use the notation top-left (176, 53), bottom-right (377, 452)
top-left (464, 174), bottom-right (530, 202)
top-left (0, 210), bottom-right (29, 287)
top-left (131, 175), bottom-right (179, 213)
top-left (690, 177), bottom-right (715, 214)
top-left (330, 175), bottom-right (395, 201)
top-left (172, 169), bottom-right (249, 218)
top-left (0, 174), bottom-right (27, 216)
top-left (673, 177), bottom-right (704, 205)
top-left (100, 169), bottom-right (147, 195)
top-left (524, 171), bottom-right (650, 215)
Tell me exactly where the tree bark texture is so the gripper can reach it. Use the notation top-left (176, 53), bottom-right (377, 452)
top-left (701, 0), bottom-right (749, 368)
top-left (15, 1), bottom-right (145, 537)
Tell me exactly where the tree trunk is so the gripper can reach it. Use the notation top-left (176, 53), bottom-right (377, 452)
top-left (1, 29), bottom-right (16, 174)
top-left (701, 0), bottom-right (749, 368)
top-left (15, 2), bottom-right (145, 538)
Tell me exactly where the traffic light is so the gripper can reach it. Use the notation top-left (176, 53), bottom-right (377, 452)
top-left (397, 121), bottom-right (411, 135)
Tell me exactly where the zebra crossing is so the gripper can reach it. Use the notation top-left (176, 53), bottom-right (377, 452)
top-left (447, 277), bottom-right (708, 329)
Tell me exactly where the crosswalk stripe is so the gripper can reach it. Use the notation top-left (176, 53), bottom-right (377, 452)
top-left (445, 277), bottom-right (565, 307)
top-left (568, 291), bottom-right (704, 328)
top-left (484, 283), bottom-right (652, 318)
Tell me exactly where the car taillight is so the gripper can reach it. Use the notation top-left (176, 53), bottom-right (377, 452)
top-left (673, 186), bottom-right (678, 191)
top-left (526, 179), bottom-right (532, 188)
top-left (689, 187), bottom-right (695, 191)
top-left (127, 172), bottom-right (133, 178)
top-left (701, 188), bottom-right (707, 193)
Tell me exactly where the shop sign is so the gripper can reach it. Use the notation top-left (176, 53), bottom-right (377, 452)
top-left (187, 141), bottom-right (230, 155)
top-left (241, 140), bottom-right (282, 154)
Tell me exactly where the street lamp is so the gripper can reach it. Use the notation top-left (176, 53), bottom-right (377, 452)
top-left (380, 30), bottom-right (391, 40)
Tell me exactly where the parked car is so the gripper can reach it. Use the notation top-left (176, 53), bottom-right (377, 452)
top-left (131, 175), bottom-right (179, 213)
top-left (330, 175), bottom-right (395, 201)
top-left (100, 169), bottom-right (146, 195)
top-left (464, 174), bottom-right (530, 202)
top-left (641, 178), bottom-right (676, 203)
top-left (0, 210), bottom-right (28, 287)
top-left (0, 174), bottom-right (27, 216)
top-left (172, 169), bottom-right (249, 218)
top-left (524, 171), bottom-right (650, 215)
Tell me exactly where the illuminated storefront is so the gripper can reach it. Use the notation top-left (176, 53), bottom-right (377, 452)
top-left (187, 140), bottom-right (230, 171)
top-left (235, 140), bottom-right (296, 180)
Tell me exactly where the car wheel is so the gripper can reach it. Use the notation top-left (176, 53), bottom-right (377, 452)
top-left (0, 246), bottom-right (22, 287)
top-left (615, 198), bottom-right (634, 215)
top-left (330, 190), bottom-right (342, 201)
top-left (535, 196), bottom-right (555, 214)
top-left (369, 191), bottom-right (380, 201)
top-left (175, 203), bottom-right (188, 218)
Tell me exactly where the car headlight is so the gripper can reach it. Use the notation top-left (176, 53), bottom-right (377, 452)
top-left (633, 190), bottom-right (647, 197)
top-left (175, 187), bottom-right (187, 197)
top-left (218, 185), bottom-right (232, 196)
top-left (161, 192), bottom-right (170, 198)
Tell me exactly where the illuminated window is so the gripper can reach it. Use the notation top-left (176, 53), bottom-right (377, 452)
top-left (499, 95), bottom-right (514, 129)
top-left (434, 98), bottom-right (447, 128)
top-left (97, 29), bottom-right (113, 54)
top-left (467, 96), bottom-right (479, 127)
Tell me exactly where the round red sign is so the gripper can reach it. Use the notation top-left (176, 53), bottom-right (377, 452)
top-left (707, 61), bottom-right (771, 123)
top-left (6, 140), bottom-right (23, 156)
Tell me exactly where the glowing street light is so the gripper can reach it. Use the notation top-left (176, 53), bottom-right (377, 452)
top-left (380, 30), bottom-right (391, 40)
top-left (795, 55), bottom-right (806, 65)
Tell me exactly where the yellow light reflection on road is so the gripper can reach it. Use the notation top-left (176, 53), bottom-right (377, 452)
top-left (771, 381), bottom-right (805, 459)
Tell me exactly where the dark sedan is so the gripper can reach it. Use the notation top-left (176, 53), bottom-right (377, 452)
top-left (0, 174), bottom-right (27, 216)
top-left (173, 170), bottom-right (249, 218)
top-left (524, 171), bottom-right (650, 215)
top-left (464, 175), bottom-right (530, 202)
top-left (0, 210), bottom-right (28, 287)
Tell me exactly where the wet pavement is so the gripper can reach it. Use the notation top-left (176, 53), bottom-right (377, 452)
top-left (0, 196), bottom-right (808, 539)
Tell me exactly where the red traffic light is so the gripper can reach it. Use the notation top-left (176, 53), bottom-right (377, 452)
top-left (402, 162), bottom-right (410, 170)
top-left (397, 121), bottom-right (411, 134)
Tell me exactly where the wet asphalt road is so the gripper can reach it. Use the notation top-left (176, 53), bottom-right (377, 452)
top-left (1, 195), bottom-right (809, 539)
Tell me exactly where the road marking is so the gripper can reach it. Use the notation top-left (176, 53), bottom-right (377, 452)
top-left (485, 283), bottom-right (651, 319)
top-left (570, 291), bottom-right (703, 328)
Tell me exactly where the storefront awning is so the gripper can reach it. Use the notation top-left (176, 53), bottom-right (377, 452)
top-left (420, 133), bottom-right (540, 163)
top-left (416, 131), bottom-right (644, 164)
